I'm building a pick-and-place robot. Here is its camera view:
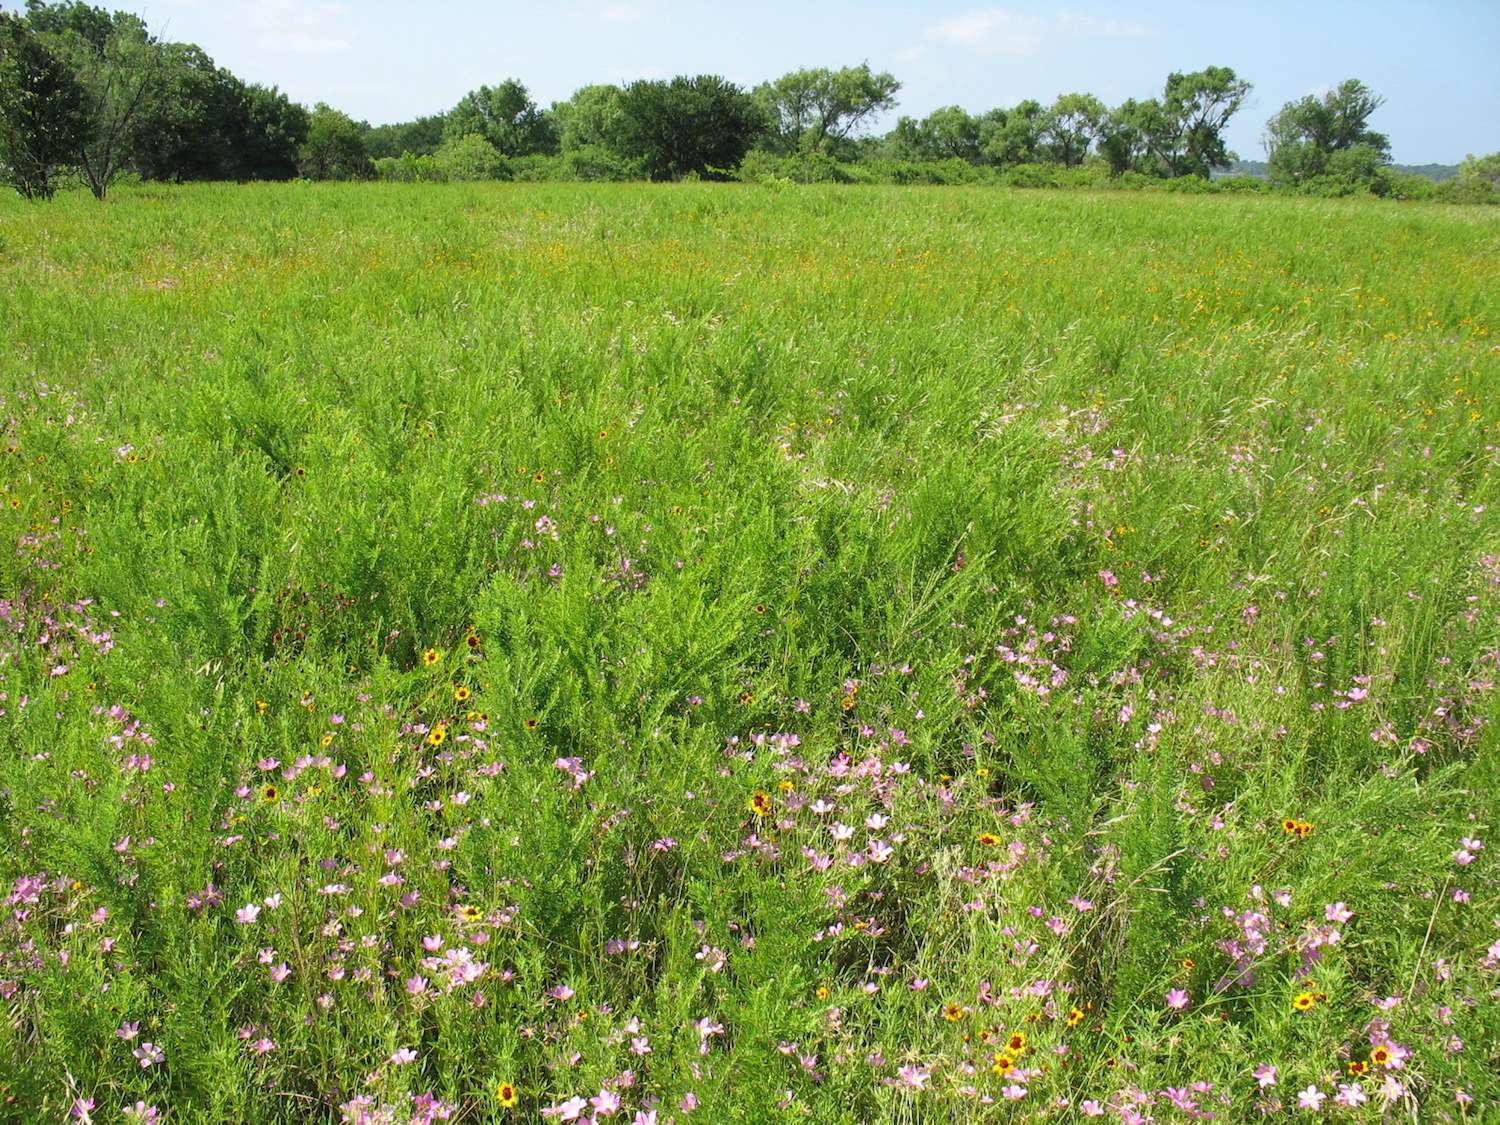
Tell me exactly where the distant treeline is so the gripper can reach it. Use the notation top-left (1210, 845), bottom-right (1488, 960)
top-left (2, 1), bottom-right (1498, 203)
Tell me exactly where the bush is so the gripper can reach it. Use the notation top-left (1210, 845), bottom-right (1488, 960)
top-left (434, 133), bottom-right (512, 181)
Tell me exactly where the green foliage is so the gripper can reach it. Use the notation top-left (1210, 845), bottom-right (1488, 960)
top-left (298, 102), bottom-right (371, 180)
top-left (363, 113), bottom-right (446, 160)
top-left (0, 12), bottom-right (90, 199)
top-left (754, 64), bottom-right (900, 156)
top-left (610, 74), bottom-right (764, 181)
top-left (444, 79), bottom-right (556, 157)
top-left (434, 132), bottom-right (511, 181)
top-left (1265, 79), bottom-right (1390, 187)
top-left (0, 179), bottom-right (1498, 1122)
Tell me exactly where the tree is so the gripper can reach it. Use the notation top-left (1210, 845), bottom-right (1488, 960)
top-left (553, 85), bottom-right (625, 153)
top-left (755, 64), bottom-right (899, 155)
top-left (886, 106), bottom-right (982, 163)
top-left (299, 102), bottom-right (371, 180)
top-left (609, 75), bottom-right (763, 181)
top-left (1264, 80), bottom-right (1389, 185)
top-left (1040, 93), bottom-right (1105, 167)
top-left (435, 132), bottom-right (509, 181)
top-left (0, 12), bottom-right (90, 199)
top-left (444, 80), bottom-right (556, 157)
top-left (1130, 66), bottom-right (1251, 177)
top-left (363, 114), bottom-right (446, 160)
top-left (979, 100), bottom-right (1045, 166)
top-left (25, 0), bottom-right (179, 198)
top-left (224, 83), bottom-right (308, 181)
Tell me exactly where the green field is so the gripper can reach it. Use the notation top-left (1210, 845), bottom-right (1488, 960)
top-left (1, 182), bottom-right (1498, 1123)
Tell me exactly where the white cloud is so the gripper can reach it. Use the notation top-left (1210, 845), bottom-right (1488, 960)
top-left (232, 0), bottom-right (353, 55)
top-left (925, 8), bottom-right (1150, 55)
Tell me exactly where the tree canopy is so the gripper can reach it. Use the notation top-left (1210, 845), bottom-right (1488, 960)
top-left (755, 64), bottom-right (900, 155)
top-left (609, 75), bottom-right (764, 181)
top-left (1265, 79), bottom-right (1390, 185)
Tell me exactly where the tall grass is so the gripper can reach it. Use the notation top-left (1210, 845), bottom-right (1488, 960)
top-left (1, 181), bottom-right (1497, 1122)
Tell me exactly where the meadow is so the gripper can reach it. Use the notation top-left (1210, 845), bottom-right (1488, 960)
top-left (0, 180), bottom-right (1497, 1124)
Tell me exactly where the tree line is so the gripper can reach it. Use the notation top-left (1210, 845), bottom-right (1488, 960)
top-left (3, 1), bottom-right (1498, 203)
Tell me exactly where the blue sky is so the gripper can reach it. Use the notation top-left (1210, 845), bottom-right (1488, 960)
top-left (33, 0), bottom-right (1500, 164)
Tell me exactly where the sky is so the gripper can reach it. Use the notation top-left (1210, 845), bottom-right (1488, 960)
top-left (16, 0), bottom-right (1500, 165)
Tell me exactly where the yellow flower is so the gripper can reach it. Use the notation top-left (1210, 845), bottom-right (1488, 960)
top-left (497, 1082), bottom-right (518, 1107)
top-left (1006, 1032), bottom-right (1027, 1053)
top-left (978, 832), bottom-right (1001, 846)
top-left (429, 725), bottom-right (448, 747)
top-left (941, 1003), bottom-right (965, 1022)
top-left (421, 648), bottom-right (441, 667)
top-left (260, 784), bottom-right (279, 803)
top-left (748, 792), bottom-right (773, 818)
top-left (454, 686), bottom-right (472, 702)
top-left (991, 1054), bottom-right (1015, 1076)
top-left (1293, 991), bottom-right (1317, 1011)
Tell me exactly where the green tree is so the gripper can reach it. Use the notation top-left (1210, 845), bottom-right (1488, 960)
top-left (435, 132), bottom-right (510, 181)
top-left (224, 83), bottom-right (308, 181)
top-left (299, 102), bottom-right (371, 180)
top-left (553, 84), bottom-right (625, 153)
top-left (444, 80), bottom-right (556, 157)
top-left (979, 100), bottom-right (1045, 166)
top-left (0, 12), bottom-right (90, 199)
top-left (755, 64), bottom-right (899, 155)
top-left (1264, 79), bottom-right (1389, 185)
top-left (1128, 67), bottom-right (1250, 178)
top-left (1097, 100), bottom-right (1145, 175)
top-left (363, 114), bottom-right (446, 160)
top-left (1040, 92), bottom-right (1105, 167)
top-left (609, 75), bottom-right (764, 181)
top-left (28, 0), bottom-right (175, 198)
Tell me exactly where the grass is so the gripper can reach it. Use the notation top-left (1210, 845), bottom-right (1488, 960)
top-left (0, 179), bottom-right (1497, 1123)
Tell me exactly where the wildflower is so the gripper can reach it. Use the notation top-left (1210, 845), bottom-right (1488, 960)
top-left (260, 784), bottom-right (279, 803)
top-left (942, 1003), bottom-right (966, 1022)
top-left (389, 1048), bottom-right (418, 1065)
top-left (1253, 1064), bottom-right (1277, 1088)
top-left (892, 1064), bottom-right (931, 1089)
top-left (132, 1042), bottom-right (165, 1068)
top-left (1297, 1085), bottom-right (1326, 1110)
top-left (465, 632), bottom-right (482, 650)
top-left (1066, 1007), bottom-right (1086, 1027)
top-left (1325, 902), bottom-right (1353, 923)
top-left (497, 1082), bottom-right (518, 1107)
top-left (429, 725), bottom-right (448, 746)
top-left (1293, 991), bottom-right (1317, 1011)
top-left (1006, 1032), bottom-right (1027, 1053)
top-left (248, 1037), bottom-right (276, 1055)
top-left (458, 904), bottom-right (484, 923)
top-left (454, 686), bottom-right (472, 702)
top-left (991, 1054), bottom-right (1015, 1076)
top-left (543, 1095), bottom-right (589, 1121)
top-left (235, 904), bottom-right (261, 924)
top-left (1166, 989), bottom-right (1189, 1010)
top-left (1333, 1083), bottom-right (1368, 1108)
top-left (978, 832), bottom-right (1001, 846)
top-left (421, 648), bottom-right (440, 667)
top-left (589, 1089), bottom-right (623, 1116)
top-left (121, 1104), bottom-right (160, 1125)
top-left (748, 792), bottom-right (773, 818)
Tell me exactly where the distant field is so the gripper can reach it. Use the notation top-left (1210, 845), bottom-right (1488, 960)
top-left (1, 181), bottom-right (1497, 1123)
